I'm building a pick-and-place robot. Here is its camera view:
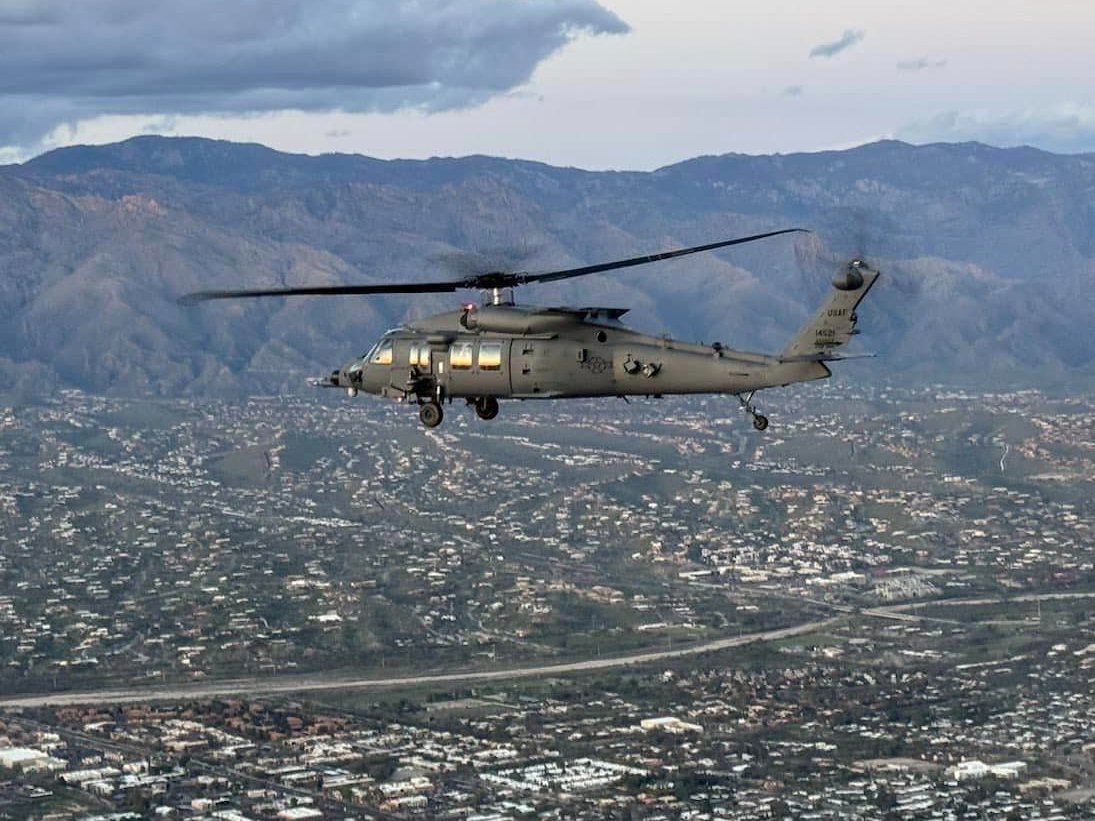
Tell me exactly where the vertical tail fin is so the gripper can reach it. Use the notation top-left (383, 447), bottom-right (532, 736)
top-left (781, 259), bottom-right (879, 360)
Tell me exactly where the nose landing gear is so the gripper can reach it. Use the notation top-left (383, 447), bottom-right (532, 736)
top-left (735, 392), bottom-right (769, 431)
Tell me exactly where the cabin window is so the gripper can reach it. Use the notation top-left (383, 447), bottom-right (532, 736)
top-left (371, 338), bottom-right (393, 365)
top-left (478, 342), bottom-right (503, 371)
top-left (408, 343), bottom-right (430, 368)
top-left (450, 342), bottom-right (474, 370)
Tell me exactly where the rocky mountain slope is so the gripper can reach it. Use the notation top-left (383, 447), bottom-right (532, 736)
top-left (1, 135), bottom-right (1093, 396)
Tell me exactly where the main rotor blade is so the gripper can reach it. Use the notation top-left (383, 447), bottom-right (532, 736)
top-left (178, 280), bottom-right (463, 305)
top-left (178, 227), bottom-right (807, 304)
top-left (516, 228), bottom-right (808, 285)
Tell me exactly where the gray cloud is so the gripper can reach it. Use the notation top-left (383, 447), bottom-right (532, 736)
top-left (781, 85), bottom-right (804, 97)
top-left (808, 28), bottom-right (865, 59)
top-left (0, 1), bottom-right (59, 25)
top-left (897, 105), bottom-right (1095, 154)
top-left (0, 0), bottom-right (628, 147)
top-left (897, 57), bottom-right (947, 72)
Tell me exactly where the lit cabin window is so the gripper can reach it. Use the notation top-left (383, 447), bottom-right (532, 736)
top-left (371, 338), bottom-right (393, 365)
top-left (479, 342), bottom-right (503, 371)
top-left (450, 342), bottom-right (474, 370)
top-left (412, 344), bottom-right (431, 368)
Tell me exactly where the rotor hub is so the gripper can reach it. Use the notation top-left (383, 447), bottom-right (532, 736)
top-left (464, 271), bottom-right (521, 291)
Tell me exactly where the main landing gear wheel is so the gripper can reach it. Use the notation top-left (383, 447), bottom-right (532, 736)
top-left (419, 401), bottom-right (444, 428)
top-left (474, 396), bottom-right (499, 420)
top-left (752, 414), bottom-right (769, 431)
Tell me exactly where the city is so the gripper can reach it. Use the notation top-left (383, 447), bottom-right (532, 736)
top-left (0, 383), bottom-right (1092, 817)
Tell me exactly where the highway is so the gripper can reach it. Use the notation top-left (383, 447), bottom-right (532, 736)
top-left (0, 618), bottom-right (839, 708)
top-left (4, 590), bottom-right (1092, 709)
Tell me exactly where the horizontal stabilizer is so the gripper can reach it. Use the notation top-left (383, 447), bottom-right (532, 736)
top-left (779, 352), bottom-right (877, 363)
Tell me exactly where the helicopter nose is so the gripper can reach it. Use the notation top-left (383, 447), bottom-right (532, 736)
top-left (337, 363), bottom-right (367, 396)
top-left (334, 368), bottom-right (361, 397)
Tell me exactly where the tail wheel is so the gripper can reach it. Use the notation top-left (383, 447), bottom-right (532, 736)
top-left (736, 392), bottom-right (769, 432)
top-left (475, 396), bottom-right (499, 421)
top-left (419, 402), bottom-right (444, 428)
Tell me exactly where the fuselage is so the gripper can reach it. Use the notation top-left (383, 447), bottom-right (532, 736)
top-left (333, 304), bottom-right (829, 403)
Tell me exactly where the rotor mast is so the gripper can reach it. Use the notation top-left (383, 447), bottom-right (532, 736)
top-left (488, 287), bottom-right (515, 306)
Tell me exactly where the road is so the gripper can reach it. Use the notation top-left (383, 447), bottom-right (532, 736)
top-left (4, 589), bottom-right (1092, 709)
top-left (0, 618), bottom-right (838, 708)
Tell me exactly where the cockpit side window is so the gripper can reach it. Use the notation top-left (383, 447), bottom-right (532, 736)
top-left (371, 338), bottom-right (393, 365)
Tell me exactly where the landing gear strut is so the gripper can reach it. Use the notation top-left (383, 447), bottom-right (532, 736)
top-left (735, 392), bottom-right (769, 431)
top-left (474, 396), bottom-right (499, 421)
top-left (419, 401), bottom-right (444, 428)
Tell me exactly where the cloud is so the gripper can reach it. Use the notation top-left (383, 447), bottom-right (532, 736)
top-left (781, 85), bottom-right (804, 97)
top-left (0, 1), bottom-right (59, 25)
top-left (897, 104), bottom-right (1095, 154)
top-left (0, 0), bottom-right (627, 148)
top-left (808, 29), bottom-right (865, 59)
top-left (897, 57), bottom-right (947, 72)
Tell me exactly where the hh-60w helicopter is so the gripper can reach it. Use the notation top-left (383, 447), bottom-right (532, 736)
top-left (182, 229), bottom-right (878, 430)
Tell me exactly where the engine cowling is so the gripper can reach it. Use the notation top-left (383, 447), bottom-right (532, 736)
top-left (460, 305), bottom-right (575, 334)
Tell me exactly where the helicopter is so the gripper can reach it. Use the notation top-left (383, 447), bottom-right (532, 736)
top-left (182, 228), bottom-right (879, 430)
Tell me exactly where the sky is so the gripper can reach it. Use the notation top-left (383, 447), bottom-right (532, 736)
top-left (2, 0), bottom-right (1094, 169)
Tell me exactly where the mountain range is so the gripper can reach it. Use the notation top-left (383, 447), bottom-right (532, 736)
top-left (1, 135), bottom-right (1093, 397)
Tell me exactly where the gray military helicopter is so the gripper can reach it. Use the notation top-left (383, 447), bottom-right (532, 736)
top-left (182, 229), bottom-right (878, 430)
